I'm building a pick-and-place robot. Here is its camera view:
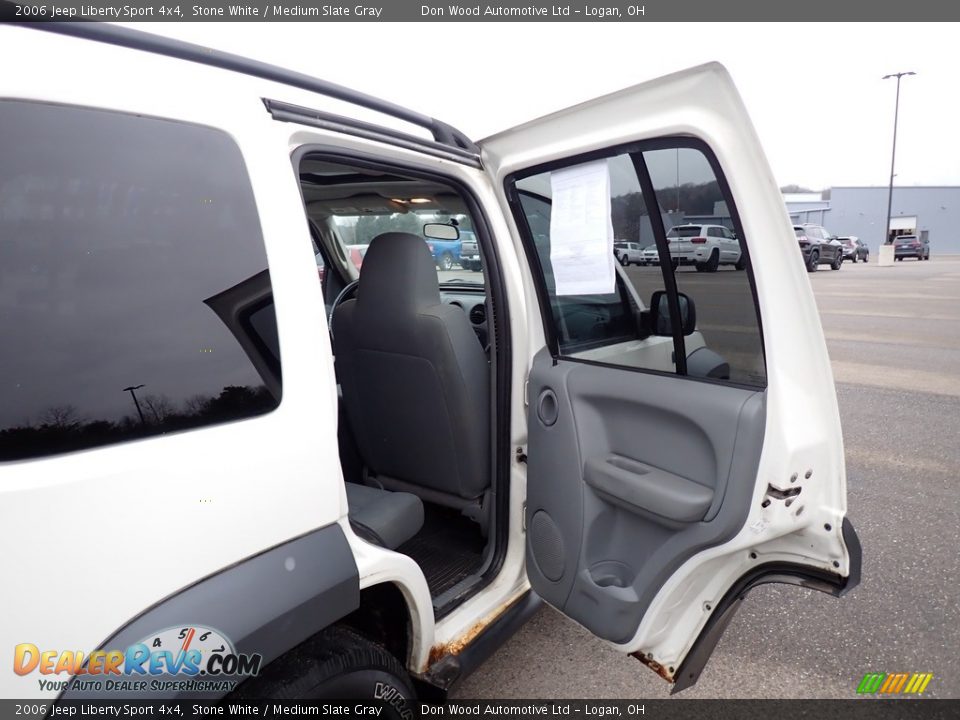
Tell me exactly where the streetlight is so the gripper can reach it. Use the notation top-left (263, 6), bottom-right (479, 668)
top-left (123, 384), bottom-right (146, 425)
top-left (881, 71), bottom-right (915, 247)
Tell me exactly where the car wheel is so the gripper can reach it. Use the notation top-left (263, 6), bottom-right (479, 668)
top-left (807, 250), bottom-right (819, 272)
top-left (695, 262), bottom-right (706, 272)
top-left (705, 249), bottom-right (720, 272)
top-left (438, 252), bottom-right (454, 271)
top-left (735, 256), bottom-right (746, 271)
top-left (620, 254), bottom-right (630, 267)
top-left (851, 254), bottom-right (857, 263)
top-left (831, 252), bottom-right (843, 271)
top-left (671, 259), bottom-right (679, 271)
top-left (230, 625), bottom-right (414, 709)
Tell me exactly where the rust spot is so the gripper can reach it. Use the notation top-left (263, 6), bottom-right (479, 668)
top-left (631, 651), bottom-right (676, 683)
top-left (426, 593), bottom-right (525, 669)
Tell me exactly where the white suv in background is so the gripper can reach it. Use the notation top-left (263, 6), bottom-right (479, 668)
top-left (666, 223), bottom-right (745, 271)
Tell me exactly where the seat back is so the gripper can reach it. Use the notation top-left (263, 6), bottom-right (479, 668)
top-left (332, 232), bottom-right (490, 503)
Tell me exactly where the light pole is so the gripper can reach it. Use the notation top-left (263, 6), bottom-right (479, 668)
top-left (123, 384), bottom-right (146, 425)
top-left (881, 71), bottom-right (915, 247)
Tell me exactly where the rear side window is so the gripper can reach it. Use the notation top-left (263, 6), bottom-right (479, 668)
top-left (667, 226), bottom-right (702, 237)
top-left (0, 101), bottom-right (280, 461)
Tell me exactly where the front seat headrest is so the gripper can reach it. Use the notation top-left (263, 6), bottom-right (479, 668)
top-left (357, 232), bottom-right (440, 316)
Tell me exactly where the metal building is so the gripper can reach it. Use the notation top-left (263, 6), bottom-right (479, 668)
top-left (789, 186), bottom-right (960, 254)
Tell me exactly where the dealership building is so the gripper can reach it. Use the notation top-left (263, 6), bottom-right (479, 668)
top-left (787, 186), bottom-right (960, 254)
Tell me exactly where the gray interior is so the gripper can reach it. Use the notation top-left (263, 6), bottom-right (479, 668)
top-left (345, 482), bottom-right (424, 550)
top-left (332, 232), bottom-right (490, 507)
top-left (526, 349), bottom-right (765, 644)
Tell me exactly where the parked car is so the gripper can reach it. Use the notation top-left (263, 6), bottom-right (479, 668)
top-left (0, 23), bottom-right (860, 704)
top-left (894, 234), bottom-right (930, 261)
top-left (459, 231), bottom-right (482, 271)
top-left (639, 244), bottom-right (660, 266)
top-left (426, 236), bottom-right (462, 270)
top-left (795, 223), bottom-right (843, 272)
top-left (614, 240), bottom-right (643, 266)
top-left (838, 236), bottom-right (869, 263)
top-left (665, 223), bottom-right (744, 272)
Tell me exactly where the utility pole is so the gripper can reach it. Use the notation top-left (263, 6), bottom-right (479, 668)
top-left (882, 71), bottom-right (915, 247)
top-left (123, 384), bottom-right (146, 425)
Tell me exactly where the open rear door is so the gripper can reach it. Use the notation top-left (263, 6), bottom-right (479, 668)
top-left (480, 63), bottom-right (861, 691)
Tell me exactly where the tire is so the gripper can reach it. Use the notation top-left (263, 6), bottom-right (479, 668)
top-left (851, 254), bottom-right (857, 263)
top-left (695, 262), bottom-right (707, 272)
top-left (231, 625), bottom-right (415, 709)
top-left (438, 252), bottom-right (454, 271)
top-left (735, 255), bottom-right (746, 271)
top-left (807, 250), bottom-right (819, 272)
top-left (620, 254), bottom-right (630, 267)
top-left (705, 249), bottom-right (720, 272)
top-left (831, 252), bottom-right (843, 271)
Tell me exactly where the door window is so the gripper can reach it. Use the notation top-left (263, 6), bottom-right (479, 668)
top-left (509, 140), bottom-right (766, 387)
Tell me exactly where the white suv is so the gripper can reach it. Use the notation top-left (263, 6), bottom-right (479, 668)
top-left (666, 224), bottom-right (745, 271)
top-left (0, 23), bottom-right (860, 706)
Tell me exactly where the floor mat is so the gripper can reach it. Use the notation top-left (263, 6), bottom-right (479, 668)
top-left (399, 505), bottom-right (486, 597)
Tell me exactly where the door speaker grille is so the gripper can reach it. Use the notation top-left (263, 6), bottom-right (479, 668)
top-left (530, 510), bottom-right (565, 582)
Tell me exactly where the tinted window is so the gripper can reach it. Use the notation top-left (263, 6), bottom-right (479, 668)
top-left (667, 226), bottom-right (702, 237)
top-left (0, 101), bottom-right (280, 461)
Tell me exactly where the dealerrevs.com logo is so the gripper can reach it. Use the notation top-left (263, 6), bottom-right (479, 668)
top-left (14, 625), bottom-right (262, 694)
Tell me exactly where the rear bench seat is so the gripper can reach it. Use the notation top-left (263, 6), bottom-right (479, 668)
top-left (345, 483), bottom-right (423, 550)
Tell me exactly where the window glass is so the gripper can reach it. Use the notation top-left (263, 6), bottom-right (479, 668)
top-left (642, 146), bottom-right (766, 386)
top-left (331, 212), bottom-right (481, 285)
top-left (0, 101), bottom-right (280, 461)
top-left (510, 142), bottom-right (766, 387)
top-left (515, 154), bottom-right (654, 357)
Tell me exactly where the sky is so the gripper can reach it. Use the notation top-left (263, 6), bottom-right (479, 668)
top-left (129, 22), bottom-right (960, 191)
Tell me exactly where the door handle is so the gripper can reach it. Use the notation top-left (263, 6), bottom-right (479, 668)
top-left (584, 454), bottom-right (713, 524)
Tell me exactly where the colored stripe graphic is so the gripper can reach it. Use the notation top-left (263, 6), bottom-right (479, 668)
top-left (857, 673), bottom-right (885, 693)
top-left (857, 672), bottom-right (933, 694)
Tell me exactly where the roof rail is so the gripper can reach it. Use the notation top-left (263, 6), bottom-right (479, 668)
top-left (263, 99), bottom-right (482, 167)
top-left (24, 22), bottom-right (479, 155)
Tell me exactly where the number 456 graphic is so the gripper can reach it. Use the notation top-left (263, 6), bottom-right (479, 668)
top-left (857, 672), bottom-right (934, 695)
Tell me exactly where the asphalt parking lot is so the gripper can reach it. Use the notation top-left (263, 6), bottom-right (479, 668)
top-left (454, 254), bottom-right (960, 699)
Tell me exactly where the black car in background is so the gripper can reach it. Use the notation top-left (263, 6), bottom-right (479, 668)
top-left (894, 235), bottom-right (930, 261)
top-left (795, 223), bottom-right (843, 272)
top-left (838, 236), bottom-right (869, 263)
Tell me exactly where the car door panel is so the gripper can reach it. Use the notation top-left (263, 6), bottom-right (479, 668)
top-left (527, 349), bottom-right (764, 644)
